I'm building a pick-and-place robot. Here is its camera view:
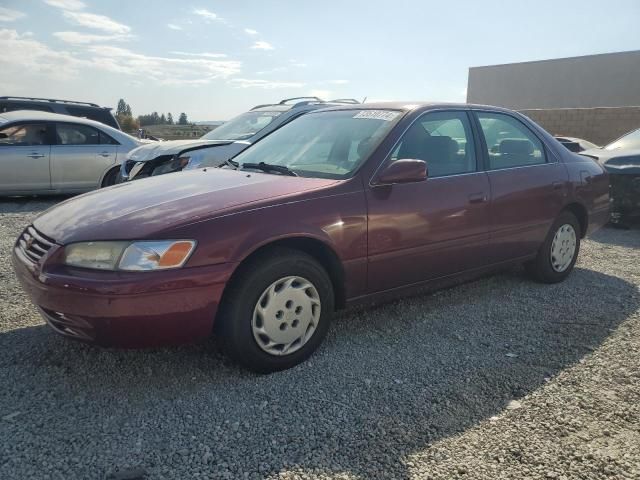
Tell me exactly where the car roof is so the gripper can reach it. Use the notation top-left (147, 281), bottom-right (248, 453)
top-left (314, 101), bottom-right (517, 113)
top-left (0, 109), bottom-right (115, 127)
top-left (251, 105), bottom-right (294, 113)
top-left (0, 110), bottom-right (138, 144)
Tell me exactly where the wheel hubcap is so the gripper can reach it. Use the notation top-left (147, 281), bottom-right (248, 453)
top-left (252, 276), bottom-right (321, 356)
top-left (550, 224), bottom-right (577, 272)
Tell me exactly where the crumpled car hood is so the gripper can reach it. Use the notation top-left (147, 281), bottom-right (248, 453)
top-left (127, 139), bottom-right (236, 162)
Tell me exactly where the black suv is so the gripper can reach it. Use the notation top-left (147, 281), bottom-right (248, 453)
top-left (0, 96), bottom-right (120, 130)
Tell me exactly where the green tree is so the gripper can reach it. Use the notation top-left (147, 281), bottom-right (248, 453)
top-left (118, 114), bottom-right (139, 133)
top-left (160, 113), bottom-right (166, 125)
top-left (116, 98), bottom-right (127, 116)
top-left (167, 113), bottom-right (174, 125)
top-left (178, 112), bottom-right (188, 125)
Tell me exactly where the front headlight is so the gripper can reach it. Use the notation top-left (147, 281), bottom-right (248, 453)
top-left (63, 240), bottom-right (196, 271)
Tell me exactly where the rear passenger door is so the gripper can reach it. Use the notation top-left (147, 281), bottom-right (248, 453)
top-left (472, 111), bottom-right (567, 263)
top-left (51, 123), bottom-right (118, 191)
top-left (0, 122), bottom-right (52, 192)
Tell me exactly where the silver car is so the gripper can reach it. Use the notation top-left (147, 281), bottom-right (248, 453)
top-left (0, 110), bottom-right (142, 195)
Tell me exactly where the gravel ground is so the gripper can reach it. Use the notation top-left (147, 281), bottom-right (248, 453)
top-left (0, 197), bottom-right (639, 480)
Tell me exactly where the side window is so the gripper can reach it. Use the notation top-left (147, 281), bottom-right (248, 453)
top-left (476, 112), bottom-right (546, 170)
top-left (0, 123), bottom-right (49, 146)
top-left (99, 131), bottom-right (119, 145)
top-left (393, 111), bottom-right (476, 177)
top-left (56, 123), bottom-right (100, 145)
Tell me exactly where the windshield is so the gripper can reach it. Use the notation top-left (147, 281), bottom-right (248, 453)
top-left (202, 111), bottom-right (282, 141)
top-left (605, 128), bottom-right (640, 151)
top-left (231, 109), bottom-right (401, 179)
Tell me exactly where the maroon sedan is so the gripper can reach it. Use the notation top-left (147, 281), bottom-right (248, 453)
top-left (13, 103), bottom-right (610, 373)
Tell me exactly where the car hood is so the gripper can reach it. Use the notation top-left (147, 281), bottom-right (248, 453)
top-left (34, 169), bottom-right (338, 244)
top-left (127, 139), bottom-right (237, 162)
top-left (581, 148), bottom-right (640, 175)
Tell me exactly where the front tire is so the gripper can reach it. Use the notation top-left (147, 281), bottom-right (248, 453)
top-left (101, 167), bottom-right (120, 188)
top-left (526, 211), bottom-right (581, 283)
top-left (217, 248), bottom-right (335, 373)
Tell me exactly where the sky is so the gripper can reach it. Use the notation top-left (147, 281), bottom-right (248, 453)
top-left (1, 0), bottom-right (639, 121)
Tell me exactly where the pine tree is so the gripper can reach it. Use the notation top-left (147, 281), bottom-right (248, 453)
top-left (116, 99), bottom-right (127, 116)
top-left (167, 113), bottom-right (174, 125)
top-left (178, 112), bottom-right (188, 125)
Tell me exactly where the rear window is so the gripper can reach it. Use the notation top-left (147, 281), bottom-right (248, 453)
top-left (65, 106), bottom-right (119, 129)
top-left (605, 128), bottom-right (640, 151)
top-left (202, 111), bottom-right (282, 141)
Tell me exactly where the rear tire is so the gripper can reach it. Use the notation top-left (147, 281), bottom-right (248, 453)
top-left (216, 248), bottom-right (335, 373)
top-left (101, 167), bottom-right (120, 188)
top-left (526, 211), bottom-right (581, 284)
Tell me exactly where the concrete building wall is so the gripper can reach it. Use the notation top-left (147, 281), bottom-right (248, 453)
top-left (520, 106), bottom-right (640, 146)
top-left (468, 50), bottom-right (640, 109)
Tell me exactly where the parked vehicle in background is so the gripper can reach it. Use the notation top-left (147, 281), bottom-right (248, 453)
top-left (580, 127), bottom-right (640, 226)
top-left (13, 102), bottom-right (609, 373)
top-left (555, 136), bottom-right (599, 153)
top-left (0, 110), bottom-right (143, 195)
top-left (120, 97), bottom-right (361, 181)
top-left (0, 96), bottom-right (120, 130)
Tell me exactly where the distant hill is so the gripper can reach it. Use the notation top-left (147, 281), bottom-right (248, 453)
top-left (194, 121), bottom-right (225, 126)
top-left (144, 123), bottom-right (218, 140)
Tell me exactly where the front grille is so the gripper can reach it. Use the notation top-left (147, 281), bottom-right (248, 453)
top-left (16, 225), bottom-right (55, 265)
top-left (40, 308), bottom-right (96, 341)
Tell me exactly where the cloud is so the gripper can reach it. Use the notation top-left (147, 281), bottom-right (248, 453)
top-left (309, 89), bottom-right (332, 100)
top-left (54, 31), bottom-right (132, 44)
top-left (0, 29), bottom-right (241, 87)
top-left (251, 41), bottom-right (274, 51)
top-left (0, 7), bottom-right (26, 22)
top-left (244, 28), bottom-right (258, 35)
top-left (170, 51), bottom-right (228, 58)
top-left (229, 78), bottom-right (304, 89)
top-left (0, 29), bottom-right (84, 79)
top-left (87, 45), bottom-right (241, 84)
top-left (43, 0), bottom-right (85, 10)
top-left (63, 10), bottom-right (131, 34)
top-left (327, 79), bottom-right (349, 85)
top-left (193, 8), bottom-right (217, 21)
top-left (167, 23), bottom-right (182, 30)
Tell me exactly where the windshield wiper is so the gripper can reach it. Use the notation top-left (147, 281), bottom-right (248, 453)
top-left (241, 162), bottom-right (298, 176)
top-left (221, 158), bottom-right (239, 169)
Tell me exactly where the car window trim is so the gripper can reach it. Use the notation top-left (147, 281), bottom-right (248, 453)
top-left (369, 107), bottom-right (478, 185)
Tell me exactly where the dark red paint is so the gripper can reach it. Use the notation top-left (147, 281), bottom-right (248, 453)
top-left (12, 103), bottom-right (610, 348)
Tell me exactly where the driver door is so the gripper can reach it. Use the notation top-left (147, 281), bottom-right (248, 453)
top-left (366, 110), bottom-right (491, 293)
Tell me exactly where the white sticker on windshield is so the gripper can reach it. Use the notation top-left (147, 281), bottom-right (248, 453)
top-left (353, 110), bottom-right (399, 121)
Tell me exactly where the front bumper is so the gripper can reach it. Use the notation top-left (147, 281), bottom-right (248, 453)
top-left (12, 245), bottom-right (235, 348)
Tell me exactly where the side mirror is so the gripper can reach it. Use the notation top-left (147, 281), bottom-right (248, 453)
top-left (374, 159), bottom-right (427, 185)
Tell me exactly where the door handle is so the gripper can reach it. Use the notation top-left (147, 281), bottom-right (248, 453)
top-left (27, 153), bottom-right (45, 159)
top-left (99, 152), bottom-right (111, 157)
top-left (468, 193), bottom-right (487, 204)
